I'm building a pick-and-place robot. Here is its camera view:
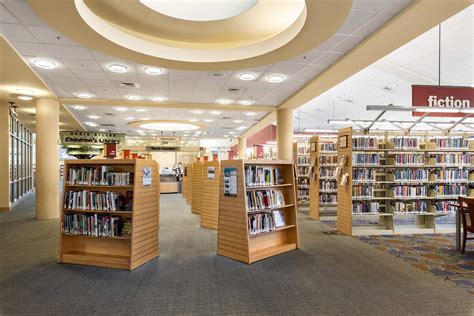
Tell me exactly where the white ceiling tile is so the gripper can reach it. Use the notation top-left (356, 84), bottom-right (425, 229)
top-left (82, 79), bottom-right (115, 88)
top-left (48, 77), bottom-right (84, 86)
top-left (42, 44), bottom-right (95, 59)
top-left (352, 0), bottom-right (395, 12)
top-left (338, 10), bottom-right (377, 35)
top-left (353, 13), bottom-right (393, 37)
top-left (72, 70), bottom-right (108, 80)
top-left (2, 0), bottom-right (47, 26)
top-left (0, 23), bottom-right (37, 42)
top-left (0, 3), bottom-right (19, 23)
top-left (168, 70), bottom-right (201, 77)
top-left (59, 58), bottom-right (102, 71)
top-left (383, 0), bottom-right (414, 15)
top-left (12, 42), bottom-right (49, 56)
top-left (266, 62), bottom-right (308, 75)
top-left (284, 50), bottom-right (326, 64)
top-left (26, 25), bottom-right (80, 46)
top-left (316, 34), bottom-right (346, 51)
top-left (313, 52), bottom-right (343, 66)
top-left (331, 35), bottom-right (364, 53)
top-left (37, 67), bottom-right (77, 78)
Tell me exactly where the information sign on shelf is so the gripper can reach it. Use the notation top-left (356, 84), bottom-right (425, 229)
top-left (223, 167), bottom-right (237, 197)
top-left (142, 167), bottom-right (152, 186)
top-left (207, 166), bottom-right (215, 179)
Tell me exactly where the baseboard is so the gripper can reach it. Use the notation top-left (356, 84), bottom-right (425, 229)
top-left (0, 206), bottom-right (11, 211)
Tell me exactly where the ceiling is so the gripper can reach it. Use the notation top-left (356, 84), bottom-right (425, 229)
top-left (0, 0), bottom-right (415, 140)
top-left (296, 5), bottom-right (474, 131)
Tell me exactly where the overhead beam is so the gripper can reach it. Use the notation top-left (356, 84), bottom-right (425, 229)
top-left (278, 0), bottom-right (472, 110)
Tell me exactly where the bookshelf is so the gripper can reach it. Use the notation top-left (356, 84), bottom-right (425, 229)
top-left (59, 159), bottom-right (159, 270)
top-left (318, 136), bottom-right (338, 219)
top-left (294, 142), bottom-right (310, 205)
top-left (337, 127), bottom-right (474, 236)
top-left (182, 163), bottom-right (193, 205)
top-left (201, 160), bottom-right (220, 230)
top-left (217, 160), bottom-right (299, 264)
top-left (191, 162), bottom-right (203, 215)
top-left (309, 136), bottom-right (319, 220)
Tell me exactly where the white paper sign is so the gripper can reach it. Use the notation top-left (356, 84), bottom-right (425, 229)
top-left (142, 167), bottom-right (152, 186)
top-left (207, 166), bottom-right (215, 179)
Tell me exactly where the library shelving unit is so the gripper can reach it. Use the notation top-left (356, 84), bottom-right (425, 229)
top-left (201, 160), bottom-right (220, 230)
top-left (182, 163), bottom-right (193, 205)
top-left (294, 142), bottom-right (310, 205)
top-left (337, 127), bottom-right (474, 236)
top-left (217, 160), bottom-right (299, 264)
top-left (318, 136), bottom-right (338, 219)
top-left (59, 159), bottom-right (159, 270)
top-left (309, 136), bottom-right (320, 220)
top-left (191, 161), bottom-right (203, 215)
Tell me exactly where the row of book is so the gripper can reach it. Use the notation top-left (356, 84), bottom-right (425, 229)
top-left (393, 169), bottom-right (428, 181)
top-left (432, 184), bottom-right (467, 196)
top-left (67, 166), bottom-right (133, 186)
top-left (62, 213), bottom-right (131, 237)
top-left (248, 210), bottom-right (286, 235)
top-left (353, 153), bottom-right (380, 166)
top-left (352, 202), bottom-right (379, 214)
top-left (320, 180), bottom-right (337, 190)
top-left (298, 177), bottom-right (309, 186)
top-left (298, 189), bottom-right (309, 200)
top-left (64, 190), bottom-right (133, 212)
top-left (246, 189), bottom-right (285, 211)
top-left (435, 201), bottom-right (458, 213)
top-left (245, 166), bottom-right (284, 186)
top-left (321, 143), bottom-right (337, 152)
top-left (298, 156), bottom-right (310, 165)
top-left (391, 136), bottom-right (420, 149)
top-left (431, 138), bottom-right (468, 149)
top-left (353, 136), bottom-right (378, 149)
top-left (320, 168), bottom-right (336, 178)
top-left (392, 153), bottom-right (424, 165)
top-left (392, 201), bottom-right (427, 213)
top-left (298, 166), bottom-right (309, 176)
top-left (352, 186), bottom-right (374, 198)
top-left (353, 168), bottom-right (376, 182)
top-left (392, 185), bottom-right (427, 197)
top-left (297, 146), bottom-right (309, 155)
top-left (430, 153), bottom-right (471, 165)
top-left (320, 156), bottom-right (337, 165)
top-left (433, 169), bottom-right (468, 181)
top-left (320, 193), bottom-right (337, 203)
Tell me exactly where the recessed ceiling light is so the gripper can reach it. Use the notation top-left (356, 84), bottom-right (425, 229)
top-left (98, 129), bottom-right (106, 132)
top-left (236, 126), bottom-right (247, 130)
top-left (192, 110), bottom-right (204, 114)
top-left (211, 111), bottom-right (221, 116)
top-left (144, 66), bottom-right (163, 75)
top-left (16, 88), bottom-right (34, 95)
top-left (33, 59), bottom-right (57, 69)
top-left (216, 98), bottom-right (233, 105)
top-left (266, 74), bottom-right (286, 83)
top-left (152, 96), bottom-right (166, 102)
top-left (72, 105), bottom-right (88, 110)
top-left (137, 130), bottom-right (144, 133)
top-left (189, 119), bottom-right (199, 122)
top-left (108, 64), bottom-right (128, 73)
top-left (239, 100), bottom-right (255, 106)
top-left (87, 115), bottom-right (100, 120)
top-left (114, 107), bottom-right (128, 112)
top-left (229, 132), bottom-right (236, 135)
top-left (84, 122), bottom-right (98, 127)
top-left (17, 95), bottom-right (33, 101)
top-left (124, 116), bottom-right (135, 121)
top-left (204, 119), bottom-right (214, 123)
top-left (233, 120), bottom-right (243, 123)
top-left (238, 72), bottom-right (257, 81)
top-left (244, 112), bottom-right (256, 116)
top-left (142, 118), bottom-right (151, 120)
top-left (76, 92), bottom-right (93, 99)
top-left (136, 108), bottom-right (148, 112)
top-left (127, 95), bottom-right (141, 101)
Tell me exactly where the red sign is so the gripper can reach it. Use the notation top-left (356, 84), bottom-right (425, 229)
top-left (212, 154), bottom-right (218, 161)
top-left (412, 85), bottom-right (474, 117)
top-left (104, 143), bottom-right (117, 158)
top-left (123, 149), bottom-right (130, 159)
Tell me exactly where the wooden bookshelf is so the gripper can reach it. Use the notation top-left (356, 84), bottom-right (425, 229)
top-left (294, 142), bottom-right (310, 205)
top-left (217, 160), bottom-right (299, 264)
top-left (309, 136), bottom-right (319, 220)
top-left (191, 162), bottom-right (203, 215)
top-left (182, 163), bottom-right (193, 205)
top-left (59, 159), bottom-right (159, 270)
top-left (201, 161), bottom-right (220, 230)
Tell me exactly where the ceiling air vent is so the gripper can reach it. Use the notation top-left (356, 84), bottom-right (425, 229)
top-left (119, 82), bottom-right (140, 88)
top-left (345, 99), bottom-right (355, 104)
top-left (100, 124), bottom-right (115, 127)
top-left (221, 116), bottom-right (231, 119)
top-left (221, 126), bottom-right (234, 130)
top-left (227, 88), bottom-right (243, 94)
top-left (103, 113), bottom-right (114, 116)
top-left (209, 72), bottom-right (224, 77)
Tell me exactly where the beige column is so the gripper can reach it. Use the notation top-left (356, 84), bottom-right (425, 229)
top-left (0, 105), bottom-right (10, 210)
top-left (277, 109), bottom-right (294, 161)
top-left (36, 99), bottom-right (59, 219)
top-left (238, 137), bottom-right (247, 159)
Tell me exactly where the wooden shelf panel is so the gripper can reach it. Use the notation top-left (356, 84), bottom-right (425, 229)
top-left (61, 251), bottom-right (130, 269)
top-left (245, 183), bottom-right (293, 189)
top-left (249, 224), bottom-right (296, 237)
top-left (249, 243), bottom-right (297, 263)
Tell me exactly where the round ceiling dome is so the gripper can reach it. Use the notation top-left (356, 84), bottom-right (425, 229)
top-left (139, 0), bottom-right (258, 22)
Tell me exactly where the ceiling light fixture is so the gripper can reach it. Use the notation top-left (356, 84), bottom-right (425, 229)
top-left (266, 74), bottom-right (286, 83)
top-left (152, 96), bottom-right (166, 102)
top-left (244, 112), bottom-right (256, 117)
top-left (99, 129), bottom-right (106, 132)
top-left (76, 92), bottom-right (93, 99)
top-left (239, 100), bottom-right (255, 106)
top-left (211, 111), bottom-right (221, 116)
top-left (127, 95), bottom-right (141, 101)
top-left (233, 120), bottom-right (243, 123)
top-left (108, 64), bottom-right (128, 73)
top-left (87, 115), bottom-right (100, 119)
top-left (216, 98), bottom-right (233, 105)
top-left (304, 128), bottom-right (338, 133)
top-left (16, 89), bottom-right (34, 95)
top-left (191, 110), bottom-right (204, 115)
top-left (204, 119), bottom-right (214, 123)
top-left (84, 122), bottom-right (98, 127)
top-left (72, 105), bottom-right (88, 110)
top-left (33, 59), bottom-right (57, 69)
top-left (124, 116), bottom-right (135, 121)
top-left (238, 72), bottom-right (258, 81)
top-left (189, 119), bottom-right (199, 122)
top-left (144, 66), bottom-right (163, 75)
top-left (136, 108), bottom-right (148, 112)
top-left (140, 122), bottom-right (200, 131)
top-left (114, 107), bottom-right (128, 112)
top-left (328, 119), bottom-right (352, 124)
top-left (17, 95), bottom-right (33, 101)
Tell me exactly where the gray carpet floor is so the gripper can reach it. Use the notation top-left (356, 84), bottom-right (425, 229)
top-left (1, 193), bottom-right (473, 315)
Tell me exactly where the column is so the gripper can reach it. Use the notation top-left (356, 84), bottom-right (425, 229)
top-left (0, 105), bottom-right (9, 210)
top-left (36, 99), bottom-right (59, 219)
top-left (277, 109), bottom-right (294, 161)
top-left (238, 137), bottom-right (247, 159)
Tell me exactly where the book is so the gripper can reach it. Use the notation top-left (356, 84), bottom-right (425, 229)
top-left (272, 210), bottom-right (286, 228)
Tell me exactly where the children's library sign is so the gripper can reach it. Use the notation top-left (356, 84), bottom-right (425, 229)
top-left (60, 131), bottom-right (126, 146)
top-left (412, 85), bottom-right (473, 117)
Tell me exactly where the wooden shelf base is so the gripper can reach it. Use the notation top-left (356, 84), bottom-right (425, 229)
top-left (61, 251), bottom-right (130, 269)
top-left (249, 243), bottom-right (297, 263)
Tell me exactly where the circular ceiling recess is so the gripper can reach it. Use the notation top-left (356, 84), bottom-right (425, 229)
top-left (139, 0), bottom-right (258, 22)
top-left (27, 0), bottom-right (353, 70)
top-left (128, 120), bottom-right (204, 131)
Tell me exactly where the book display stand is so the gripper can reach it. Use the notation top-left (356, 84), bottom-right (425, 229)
top-left (191, 161), bottom-right (203, 215)
top-left (201, 160), bottom-right (220, 229)
top-left (182, 163), bottom-right (193, 205)
top-left (294, 142), bottom-right (310, 205)
top-left (337, 127), bottom-right (474, 236)
top-left (59, 159), bottom-right (159, 270)
top-left (217, 160), bottom-right (299, 264)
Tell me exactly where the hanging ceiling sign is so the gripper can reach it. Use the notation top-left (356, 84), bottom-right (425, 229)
top-left (155, 136), bottom-right (180, 147)
top-left (412, 85), bottom-right (474, 117)
top-left (60, 131), bottom-right (125, 146)
top-left (146, 146), bottom-right (179, 152)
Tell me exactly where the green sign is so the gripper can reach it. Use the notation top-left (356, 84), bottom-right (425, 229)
top-left (60, 131), bottom-right (125, 146)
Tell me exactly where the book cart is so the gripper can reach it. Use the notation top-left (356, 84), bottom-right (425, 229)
top-left (201, 160), bottom-right (220, 229)
top-left (182, 163), bottom-right (193, 205)
top-left (191, 161), bottom-right (203, 215)
top-left (217, 160), bottom-right (299, 264)
top-left (337, 127), bottom-right (474, 236)
top-left (59, 159), bottom-right (159, 270)
top-left (293, 142), bottom-right (310, 205)
top-left (309, 136), bottom-right (338, 220)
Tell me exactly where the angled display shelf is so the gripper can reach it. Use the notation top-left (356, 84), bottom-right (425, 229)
top-left (293, 141), bottom-right (310, 205)
top-left (191, 161), bottom-right (203, 215)
top-left (201, 160), bottom-right (220, 230)
top-left (182, 163), bottom-right (193, 205)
